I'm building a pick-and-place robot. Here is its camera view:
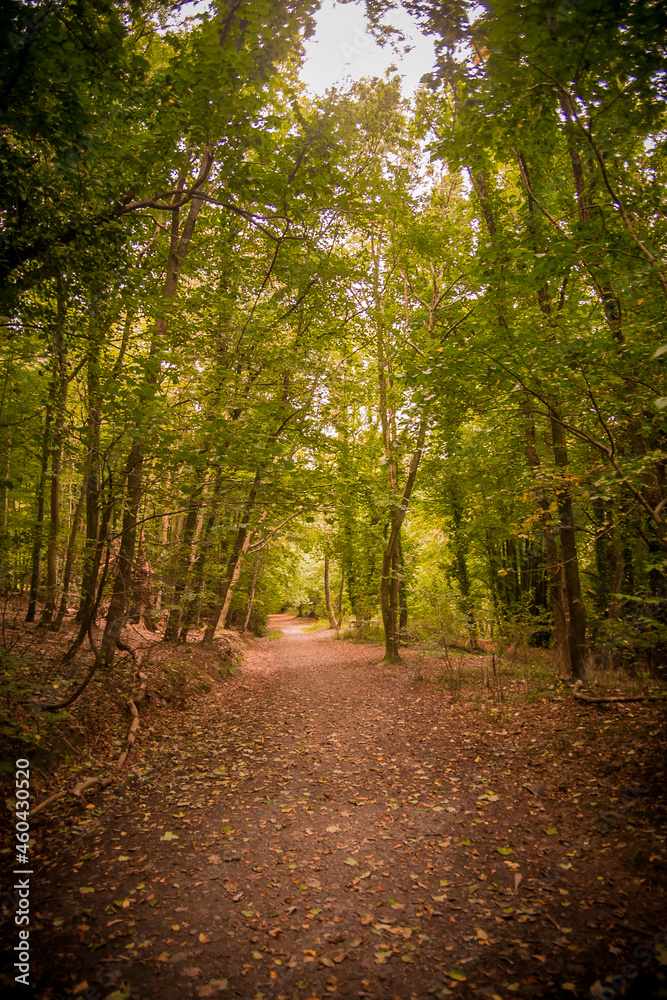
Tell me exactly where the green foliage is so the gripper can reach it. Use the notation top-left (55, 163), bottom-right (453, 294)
top-left (3, 0), bottom-right (666, 682)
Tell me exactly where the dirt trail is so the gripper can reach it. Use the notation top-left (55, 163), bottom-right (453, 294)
top-left (17, 617), bottom-right (667, 999)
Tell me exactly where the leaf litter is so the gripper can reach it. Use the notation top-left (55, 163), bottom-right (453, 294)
top-left (27, 615), bottom-right (667, 999)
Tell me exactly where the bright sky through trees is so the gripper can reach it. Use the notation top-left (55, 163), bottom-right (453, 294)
top-left (300, 0), bottom-right (435, 94)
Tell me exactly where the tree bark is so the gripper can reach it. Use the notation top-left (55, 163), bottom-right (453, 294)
top-left (0, 434), bottom-right (11, 584)
top-left (324, 555), bottom-right (337, 628)
top-left (78, 321), bottom-right (102, 622)
top-left (26, 403), bottom-right (52, 622)
top-left (100, 442), bottom-right (143, 664)
top-left (524, 411), bottom-right (571, 679)
top-left (163, 500), bottom-right (200, 642)
top-left (336, 566), bottom-right (344, 624)
top-left (380, 417), bottom-right (428, 663)
top-left (398, 534), bottom-right (408, 640)
top-left (52, 471), bottom-right (88, 631)
top-left (41, 284), bottom-right (68, 624)
top-left (179, 487), bottom-right (223, 640)
top-left (241, 550), bottom-right (263, 634)
top-left (550, 414), bottom-right (588, 679)
top-left (201, 471), bottom-right (262, 644)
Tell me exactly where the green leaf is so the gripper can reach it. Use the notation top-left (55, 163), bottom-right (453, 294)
top-left (496, 847), bottom-right (514, 856)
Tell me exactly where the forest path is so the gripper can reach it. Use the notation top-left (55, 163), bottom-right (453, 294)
top-left (29, 618), bottom-right (667, 1000)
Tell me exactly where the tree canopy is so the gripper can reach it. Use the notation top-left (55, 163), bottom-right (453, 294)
top-left (2, 0), bottom-right (666, 676)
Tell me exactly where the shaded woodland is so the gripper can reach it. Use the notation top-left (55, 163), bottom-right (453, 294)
top-left (1, 0), bottom-right (667, 763)
top-left (2, 5), bottom-right (667, 1000)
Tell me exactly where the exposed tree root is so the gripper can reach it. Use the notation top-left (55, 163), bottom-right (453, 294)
top-left (32, 650), bottom-right (148, 819)
top-left (572, 679), bottom-right (667, 704)
top-left (115, 670), bottom-right (147, 770)
top-left (32, 774), bottom-right (113, 818)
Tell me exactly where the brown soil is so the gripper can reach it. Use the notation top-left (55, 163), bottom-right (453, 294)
top-left (4, 615), bottom-right (667, 1000)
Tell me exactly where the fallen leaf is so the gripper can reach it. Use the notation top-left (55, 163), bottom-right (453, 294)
top-left (497, 847), bottom-right (514, 856)
top-left (445, 969), bottom-right (466, 982)
top-left (344, 857), bottom-right (358, 866)
top-left (161, 832), bottom-right (179, 842)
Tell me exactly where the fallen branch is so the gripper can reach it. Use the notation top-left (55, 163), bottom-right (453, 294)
top-left (572, 680), bottom-right (667, 704)
top-left (439, 640), bottom-right (485, 656)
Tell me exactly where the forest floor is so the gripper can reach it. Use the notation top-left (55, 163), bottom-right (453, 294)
top-left (4, 615), bottom-right (667, 1000)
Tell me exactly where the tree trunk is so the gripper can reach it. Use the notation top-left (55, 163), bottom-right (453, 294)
top-left (60, 489), bottom-right (113, 666)
top-left (201, 471), bottom-right (262, 644)
top-left (336, 566), bottom-right (344, 625)
top-left (78, 328), bottom-right (102, 622)
top-left (132, 532), bottom-right (157, 631)
top-left (52, 471), bottom-right (88, 631)
top-left (163, 500), bottom-right (200, 642)
top-left (100, 442), bottom-right (143, 664)
top-left (550, 413), bottom-right (588, 679)
top-left (324, 555), bottom-right (337, 628)
top-left (179, 503), bottom-right (221, 640)
top-left (26, 403), bottom-right (52, 622)
top-left (241, 550), bottom-right (263, 634)
top-left (398, 535), bottom-right (408, 640)
top-left (524, 410), bottom-right (571, 678)
top-left (0, 434), bottom-right (11, 584)
top-left (380, 417), bottom-right (428, 664)
top-left (41, 294), bottom-right (67, 624)
top-left (100, 152), bottom-right (212, 666)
